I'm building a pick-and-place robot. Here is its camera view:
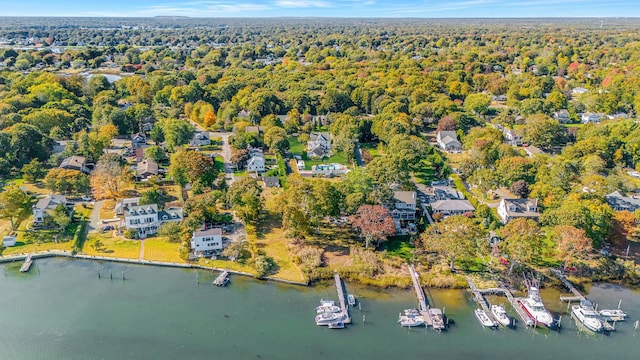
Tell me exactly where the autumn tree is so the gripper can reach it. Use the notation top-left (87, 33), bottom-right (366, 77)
top-left (90, 155), bottom-right (132, 200)
top-left (421, 215), bottom-right (488, 270)
top-left (168, 150), bottom-right (217, 190)
top-left (263, 126), bottom-right (289, 156)
top-left (553, 225), bottom-right (593, 265)
top-left (0, 186), bottom-right (31, 230)
top-left (499, 218), bottom-right (543, 273)
top-left (350, 205), bottom-right (396, 250)
top-left (226, 177), bottom-right (263, 224)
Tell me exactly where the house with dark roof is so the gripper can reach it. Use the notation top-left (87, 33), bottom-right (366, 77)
top-left (497, 198), bottom-right (540, 224)
top-left (137, 159), bottom-right (159, 180)
top-left (131, 133), bottom-right (147, 148)
top-left (307, 132), bottom-right (332, 158)
top-left (263, 176), bottom-right (280, 188)
top-left (123, 204), bottom-right (183, 238)
top-left (605, 191), bottom-right (640, 212)
top-left (391, 191), bottom-right (417, 221)
top-left (436, 131), bottom-right (462, 152)
top-left (59, 156), bottom-right (92, 174)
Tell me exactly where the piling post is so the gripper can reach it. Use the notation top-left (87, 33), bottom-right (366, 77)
top-left (110, 270), bottom-right (113, 280)
top-left (618, 299), bottom-right (622, 309)
top-left (122, 271), bottom-right (125, 281)
top-left (97, 269), bottom-right (101, 279)
top-left (363, 315), bottom-right (366, 323)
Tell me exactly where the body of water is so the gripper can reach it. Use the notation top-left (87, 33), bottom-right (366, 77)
top-left (1, 258), bottom-right (639, 360)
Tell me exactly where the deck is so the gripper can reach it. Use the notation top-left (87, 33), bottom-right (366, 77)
top-left (551, 269), bottom-right (585, 301)
top-left (213, 270), bottom-right (229, 286)
top-left (334, 272), bottom-right (351, 324)
top-left (408, 265), bottom-right (434, 327)
top-left (465, 277), bottom-right (532, 327)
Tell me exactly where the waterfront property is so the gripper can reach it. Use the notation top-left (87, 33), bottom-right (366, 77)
top-left (191, 228), bottom-right (224, 254)
top-left (123, 204), bottom-right (183, 238)
top-left (32, 194), bottom-right (72, 225)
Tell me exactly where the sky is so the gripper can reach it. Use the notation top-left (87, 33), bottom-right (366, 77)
top-left (3, 0), bottom-right (640, 18)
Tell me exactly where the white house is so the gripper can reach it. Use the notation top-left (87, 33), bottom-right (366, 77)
top-left (32, 195), bottom-right (69, 224)
top-left (580, 113), bottom-right (603, 123)
top-left (246, 148), bottom-right (266, 173)
top-left (115, 197), bottom-right (141, 216)
top-left (391, 191), bottom-right (417, 221)
top-left (191, 228), bottom-right (223, 253)
top-left (503, 128), bottom-right (522, 146)
top-left (523, 145), bottom-right (545, 157)
top-left (497, 198), bottom-right (540, 224)
top-left (553, 110), bottom-right (570, 123)
top-left (572, 87), bottom-right (589, 95)
top-left (307, 132), bottom-right (332, 158)
top-left (311, 163), bottom-right (349, 177)
top-left (297, 160), bottom-right (305, 171)
top-left (131, 133), bottom-right (147, 148)
top-left (436, 131), bottom-right (462, 152)
top-left (123, 204), bottom-right (183, 238)
top-left (190, 131), bottom-right (211, 147)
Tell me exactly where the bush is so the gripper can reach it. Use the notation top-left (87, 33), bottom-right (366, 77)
top-left (123, 229), bottom-right (137, 239)
top-left (253, 255), bottom-right (275, 277)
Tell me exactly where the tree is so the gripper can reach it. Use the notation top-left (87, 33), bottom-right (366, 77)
top-left (22, 159), bottom-right (46, 183)
top-left (139, 187), bottom-right (169, 209)
top-left (168, 150), bottom-right (217, 190)
top-left (47, 204), bottom-right (71, 232)
top-left (90, 156), bottom-right (132, 200)
top-left (436, 115), bottom-right (456, 131)
top-left (144, 145), bottom-right (166, 162)
top-left (227, 177), bottom-right (263, 224)
top-left (158, 222), bottom-right (183, 243)
top-left (0, 186), bottom-right (31, 230)
top-left (44, 168), bottom-right (90, 195)
top-left (350, 205), bottom-right (396, 250)
top-left (421, 215), bottom-right (488, 270)
top-left (554, 225), bottom-right (593, 265)
top-left (263, 126), bottom-right (289, 156)
top-left (521, 114), bottom-right (567, 151)
top-left (158, 118), bottom-right (194, 152)
top-left (464, 93), bottom-right (491, 116)
top-left (499, 218), bottom-right (543, 273)
top-left (510, 180), bottom-right (530, 198)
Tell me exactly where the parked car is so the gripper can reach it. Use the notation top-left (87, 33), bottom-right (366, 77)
top-left (81, 195), bottom-right (93, 201)
top-left (101, 225), bottom-right (114, 232)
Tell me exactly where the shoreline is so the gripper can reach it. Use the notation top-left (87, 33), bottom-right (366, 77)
top-left (0, 250), bottom-right (310, 286)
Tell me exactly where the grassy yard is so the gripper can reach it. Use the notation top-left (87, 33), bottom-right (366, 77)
top-left (252, 220), bottom-right (305, 282)
top-left (1, 215), bottom-right (78, 256)
top-left (288, 136), bottom-right (306, 154)
top-left (214, 156), bottom-right (225, 171)
top-left (413, 160), bottom-right (439, 185)
top-left (143, 237), bottom-right (184, 263)
top-left (360, 142), bottom-right (384, 157)
top-left (303, 152), bottom-right (349, 170)
top-left (197, 257), bottom-right (257, 275)
top-left (100, 200), bottom-right (116, 220)
top-left (83, 233), bottom-right (140, 259)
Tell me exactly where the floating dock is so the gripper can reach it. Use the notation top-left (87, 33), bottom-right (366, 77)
top-left (334, 272), bottom-right (351, 324)
top-left (465, 277), bottom-right (532, 327)
top-left (466, 277), bottom-right (496, 322)
top-left (213, 270), bottom-right (229, 286)
top-left (551, 269), bottom-right (585, 302)
top-left (19, 255), bottom-right (33, 273)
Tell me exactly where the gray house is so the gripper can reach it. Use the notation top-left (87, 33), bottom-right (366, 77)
top-left (436, 131), bottom-right (462, 152)
top-left (606, 191), bottom-right (640, 212)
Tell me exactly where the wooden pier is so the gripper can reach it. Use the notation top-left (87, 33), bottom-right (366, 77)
top-left (333, 272), bottom-right (351, 324)
top-left (551, 269), bottom-right (585, 302)
top-left (408, 265), bottom-right (434, 327)
top-left (466, 277), bottom-right (493, 315)
top-left (19, 255), bottom-right (33, 273)
top-left (465, 277), bottom-right (533, 327)
top-left (213, 270), bottom-right (229, 286)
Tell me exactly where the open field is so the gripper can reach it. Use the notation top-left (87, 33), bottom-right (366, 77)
top-left (83, 233), bottom-right (141, 259)
top-left (143, 237), bottom-right (183, 263)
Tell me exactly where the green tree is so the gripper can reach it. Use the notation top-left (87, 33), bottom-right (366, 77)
top-left (499, 218), bottom-right (543, 273)
top-left (22, 158), bottom-right (46, 183)
top-left (263, 126), bottom-right (289, 156)
top-left (227, 177), bottom-right (263, 224)
top-left (144, 145), bottom-right (167, 162)
top-left (463, 93), bottom-right (491, 116)
top-left (421, 215), bottom-right (488, 270)
top-left (0, 186), bottom-right (31, 230)
top-left (521, 114), bottom-right (567, 151)
top-left (158, 118), bottom-right (194, 152)
top-left (47, 203), bottom-right (71, 232)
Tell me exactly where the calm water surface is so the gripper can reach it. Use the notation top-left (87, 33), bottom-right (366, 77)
top-left (1, 258), bottom-right (639, 360)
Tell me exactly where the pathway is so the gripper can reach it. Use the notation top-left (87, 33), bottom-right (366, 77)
top-left (354, 141), bottom-right (364, 167)
top-left (210, 132), bottom-right (236, 185)
top-left (88, 200), bottom-right (104, 233)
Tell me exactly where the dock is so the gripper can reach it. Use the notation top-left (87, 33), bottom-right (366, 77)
top-left (466, 277), bottom-right (533, 327)
top-left (551, 269), bottom-right (585, 302)
top-left (19, 255), bottom-right (33, 273)
top-left (333, 272), bottom-right (351, 324)
top-left (408, 265), bottom-right (434, 327)
top-left (213, 270), bottom-right (229, 286)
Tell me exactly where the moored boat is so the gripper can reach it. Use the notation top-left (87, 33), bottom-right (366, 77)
top-left (475, 309), bottom-right (498, 328)
top-left (572, 300), bottom-right (603, 333)
top-left (328, 321), bottom-right (345, 329)
top-left (316, 311), bottom-right (344, 326)
top-left (429, 308), bottom-right (446, 331)
top-left (398, 314), bottom-right (425, 327)
top-left (490, 304), bottom-right (511, 327)
top-left (518, 286), bottom-right (555, 328)
top-left (316, 300), bottom-right (341, 314)
top-left (599, 309), bottom-right (627, 322)
top-left (347, 294), bottom-right (356, 307)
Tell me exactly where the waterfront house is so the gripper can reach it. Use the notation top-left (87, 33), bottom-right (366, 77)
top-left (124, 204), bottom-right (160, 238)
top-left (59, 155), bottom-right (92, 174)
top-left (137, 159), bottom-right (159, 180)
top-left (191, 228), bottom-right (223, 254)
top-left (391, 191), bottom-right (417, 221)
top-left (497, 198), bottom-right (540, 224)
top-left (115, 197), bottom-right (141, 216)
top-left (307, 132), bottom-right (332, 158)
top-left (436, 131), bottom-right (462, 153)
top-left (32, 194), bottom-right (71, 224)
top-left (605, 191), bottom-right (640, 212)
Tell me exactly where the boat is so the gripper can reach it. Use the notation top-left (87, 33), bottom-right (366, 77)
top-left (328, 321), bottom-right (345, 329)
top-left (398, 314), bottom-right (425, 327)
top-left (475, 309), bottom-right (498, 328)
top-left (490, 304), bottom-right (512, 327)
top-left (518, 286), bottom-right (555, 327)
top-left (316, 300), bottom-right (341, 314)
top-left (315, 311), bottom-right (344, 326)
top-left (429, 308), bottom-right (446, 331)
top-left (347, 294), bottom-right (356, 306)
top-left (404, 308), bottom-right (421, 316)
top-left (599, 309), bottom-right (628, 322)
top-left (213, 270), bottom-right (229, 286)
top-left (20, 255), bottom-right (33, 273)
top-left (572, 300), bottom-right (603, 333)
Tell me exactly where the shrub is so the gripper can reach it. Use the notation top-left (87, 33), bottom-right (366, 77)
top-left (253, 255), bottom-right (275, 277)
top-left (123, 229), bottom-right (137, 239)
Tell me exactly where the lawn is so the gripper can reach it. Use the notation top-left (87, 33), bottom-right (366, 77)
top-left (413, 160), bottom-right (438, 185)
top-left (1, 215), bottom-right (78, 256)
top-left (83, 233), bottom-right (140, 259)
top-left (197, 257), bottom-right (257, 275)
top-left (100, 200), bottom-right (116, 220)
top-left (288, 136), bottom-right (306, 154)
top-left (252, 221), bottom-right (306, 282)
top-left (214, 156), bottom-right (225, 171)
top-left (360, 142), bottom-right (384, 157)
top-left (303, 152), bottom-right (349, 170)
top-left (143, 237), bottom-right (184, 263)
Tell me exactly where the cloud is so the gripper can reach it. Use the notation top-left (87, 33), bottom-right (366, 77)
top-left (275, 0), bottom-right (331, 8)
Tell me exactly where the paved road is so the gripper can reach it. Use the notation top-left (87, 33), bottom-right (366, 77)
top-left (88, 200), bottom-right (104, 233)
top-left (210, 132), bottom-right (236, 185)
top-left (354, 141), bottom-right (364, 167)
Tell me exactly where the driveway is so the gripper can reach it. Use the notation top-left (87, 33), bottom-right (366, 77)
top-left (210, 132), bottom-right (236, 185)
top-left (87, 200), bottom-right (104, 233)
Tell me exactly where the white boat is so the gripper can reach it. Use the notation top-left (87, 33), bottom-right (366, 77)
top-left (429, 308), bottom-right (446, 331)
top-left (491, 304), bottom-right (511, 327)
top-left (475, 309), bottom-right (498, 328)
top-left (328, 321), bottom-right (344, 329)
top-left (347, 294), bottom-right (356, 306)
top-left (20, 255), bottom-right (33, 273)
top-left (315, 311), bottom-right (344, 326)
top-left (398, 314), bottom-right (425, 327)
top-left (316, 300), bottom-right (341, 314)
top-left (404, 308), bottom-right (421, 316)
top-left (599, 309), bottom-right (627, 322)
top-left (572, 300), bottom-right (603, 333)
top-left (518, 286), bottom-right (555, 327)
